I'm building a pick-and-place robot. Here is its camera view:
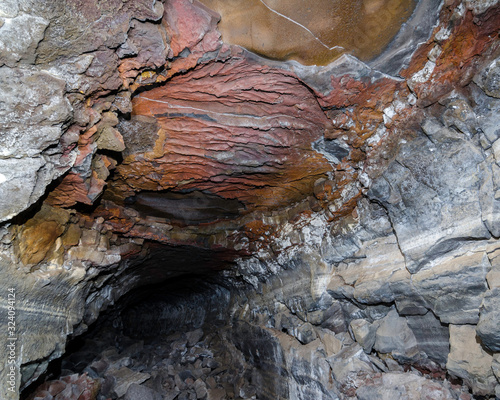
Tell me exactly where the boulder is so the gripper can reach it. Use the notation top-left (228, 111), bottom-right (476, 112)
top-left (373, 310), bottom-right (418, 360)
top-left (477, 288), bottom-right (500, 351)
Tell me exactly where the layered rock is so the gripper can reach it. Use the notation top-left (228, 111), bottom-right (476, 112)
top-left (0, 0), bottom-right (500, 399)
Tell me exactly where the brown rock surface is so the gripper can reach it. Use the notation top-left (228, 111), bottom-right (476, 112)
top-left (108, 58), bottom-right (333, 212)
top-left (198, 0), bottom-right (415, 65)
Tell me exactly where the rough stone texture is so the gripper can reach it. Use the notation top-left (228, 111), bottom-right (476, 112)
top-left (109, 58), bottom-right (333, 211)
top-left (406, 311), bottom-right (449, 365)
top-left (477, 287), bottom-right (500, 352)
top-left (368, 135), bottom-right (490, 275)
top-left (373, 310), bottom-right (419, 360)
top-left (411, 250), bottom-right (490, 324)
top-left (447, 324), bottom-right (497, 396)
top-left (0, 67), bottom-right (74, 222)
top-left (356, 372), bottom-right (456, 400)
top-left (1, 1), bottom-right (500, 400)
top-left (124, 383), bottom-right (162, 400)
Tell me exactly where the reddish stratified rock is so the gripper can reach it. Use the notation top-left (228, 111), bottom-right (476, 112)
top-left (108, 57), bottom-right (333, 212)
top-left (164, 0), bottom-right (221, 58)
top-left (402, 3), bottom-right (500, 106)
top-left (42, 0), bottom-right (500, 254)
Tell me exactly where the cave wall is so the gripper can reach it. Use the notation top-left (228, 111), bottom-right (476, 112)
top-left (1, 0), bottom-right (500, 399)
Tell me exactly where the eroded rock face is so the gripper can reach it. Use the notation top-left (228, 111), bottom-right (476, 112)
top-left (1, 0), bottom-right (500, 399)
top-left (109, 59), bottom-right (332, 211)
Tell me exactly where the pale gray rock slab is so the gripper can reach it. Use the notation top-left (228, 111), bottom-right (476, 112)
top-left (0, 152), bottom-right (75, 223)
top-left (0, 13), bottom-right (48, 66)
top-left (493, 354), bottom-right (500, 381)
top-left (477, 287), bottom-right (500, 351)
top-left (348, 234), bottom-right (408, 304)
top-left (412, 250), bottom-right (490, 324)
top-left (124, 383), bottom-right (162, 400)
top-left (0, 0), bottom-right (19, 18)
top-left (315, 328), bottom-right (342, 357)
top-left (441, 98), bottom-right (480, 137)
top-left (471, 79), bottom-right (500, 146)
top-left (327, 343), bottom-right (376, 383)
top-left (0, 67), bottom-right (74, 222)
top-left (479, 157), bottom-right (500, 237)
top-left (446, 324), bottom-right (497, 396)
top-left (356, 372), bottom-right (456, 400)
top-left (105, 367), bottom-right (150, 398)
top-left (368, 136), bottom-right (490, 274)
top-left (0, 67), bottom-right (71, 156)
top-left (421, 117), bottom-right (465, 144)
top-left (373, 310), bottom-right (418, 359)
top-left (0, 157), bottom-right (46, 222)
top-left (350, 319), bottom-right (377, 353)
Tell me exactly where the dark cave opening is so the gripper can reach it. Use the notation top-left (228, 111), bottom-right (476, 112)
top-left (21, 245), bottom-right (254, 400)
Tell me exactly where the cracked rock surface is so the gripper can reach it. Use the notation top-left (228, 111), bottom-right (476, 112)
top-left (1, 0), bottom-right (500, 399)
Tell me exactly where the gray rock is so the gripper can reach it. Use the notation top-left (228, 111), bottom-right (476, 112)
top-left (350, 319), bottom-right (377, 353)
top-left (0, 0), bottom-right (19, 18)
top-left (295, 322), bottom-right (318, 345)
top-left (207, 387), bottom-right (226, 400)
top-left (327, 343), bottom-right (375, 383)
top-left (186, 329), bottom-right (204, 347)
top-left (406, 311), bottom-right (449, 365)
top-left (124, 383), bottom-right (162, 400)
top-left (421, 118), bottom-right (464, 143)
top-left (492, 354), bottom-right (500, 381)
top-left (316, 329), bottom-right (342, 357)
top-left (412, 250), bottom-right (490, 324)
top-left (164, 389), bottom-right (181, 400)
top-left (479, 158), bottom-right (500, 237)
top-left (441, 98), bottom-right (479, 137)
top-left (471, 80), bottom-right (500, 146)
top-left (477, 287), bottom-right (500, 351)
top-left (474, 57), bottom-right (500, 98)
top-left (317, 301), bottom-right (349, 333)
top-left (0, 67), bottom-right (74, 222)
top-left (368, 136), bottom-right (490, 274)
top-left (373, 310), bottom-right (418, 360)
top-left (0, 14), bottom-right (49, 66)
top-left (194, 378), bottom-right (207, 399)
top-left (105, 367), bottom-right (150, 398)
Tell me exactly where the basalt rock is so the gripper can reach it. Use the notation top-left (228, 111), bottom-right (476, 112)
top-left (1, 0), bottom-right (500, 399)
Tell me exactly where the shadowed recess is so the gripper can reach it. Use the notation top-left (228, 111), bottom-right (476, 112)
top-left (198, 0), bottom-right (416, 65)
top-left (125, 190), bottom-right (246, 225)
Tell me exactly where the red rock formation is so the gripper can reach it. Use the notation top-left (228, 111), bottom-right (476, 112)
top-left (109, 58), bottom-right (333, 211)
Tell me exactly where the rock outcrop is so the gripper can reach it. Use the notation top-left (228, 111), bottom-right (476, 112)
top-left (0, 0), bottom-right (500, 399)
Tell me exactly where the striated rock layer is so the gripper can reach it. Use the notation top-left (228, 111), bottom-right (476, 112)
top-left (0, 0), bottom-right (500, 399)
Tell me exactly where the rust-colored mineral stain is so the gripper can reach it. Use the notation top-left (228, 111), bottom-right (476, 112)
top-left (198, 0), bottom-right (416, 65)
